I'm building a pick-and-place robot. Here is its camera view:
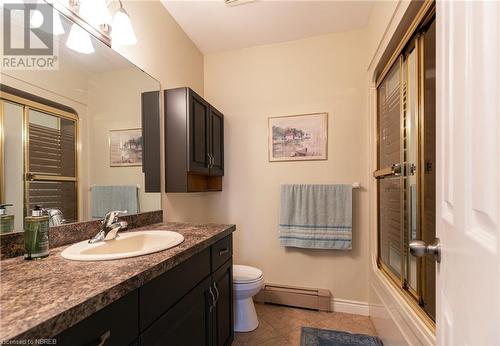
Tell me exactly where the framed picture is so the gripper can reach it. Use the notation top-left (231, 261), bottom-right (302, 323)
top-left (268, 112), bottom-right (328, 162)
top-left (109, 128), bottom-right (143, 167)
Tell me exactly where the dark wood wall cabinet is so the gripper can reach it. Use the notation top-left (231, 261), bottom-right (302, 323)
top-left (141, 91), bottom-right (161, 193)
top-left (55, 235), bottom-right (234, 346)
top-left (165, 87), bottom-right (224, 193)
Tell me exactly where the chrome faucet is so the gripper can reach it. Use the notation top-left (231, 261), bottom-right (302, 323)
top-left (89, 210), bottom-right (128, 243)
top-left (45, 209), bottom-right (65, 227)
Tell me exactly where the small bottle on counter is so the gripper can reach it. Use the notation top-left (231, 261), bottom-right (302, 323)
top-left (0, 204), bottom-right (14, 234)
top-left (24, 205), bottom-right (49, 260)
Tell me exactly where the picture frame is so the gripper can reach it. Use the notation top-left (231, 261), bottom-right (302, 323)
top-left (268, 112), bottom-right (328, 162)
top-left (109, 128), bottom-right (143, 167)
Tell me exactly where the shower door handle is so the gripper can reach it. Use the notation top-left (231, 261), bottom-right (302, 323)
top-left (373, 163), bottom-right (402, 179)
top-left (409, 238), bottom-right (441, 263)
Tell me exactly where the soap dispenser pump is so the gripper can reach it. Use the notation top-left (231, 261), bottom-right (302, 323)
top-left (24, 205), bottom-right (50, 260)
top-left (0, 203), bottom-right (14, 234)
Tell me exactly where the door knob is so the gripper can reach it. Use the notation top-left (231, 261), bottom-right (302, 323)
top-left (409, 238), bottom-right (441, 263)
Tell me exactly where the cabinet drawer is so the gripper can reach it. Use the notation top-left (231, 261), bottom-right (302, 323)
top-left (211, 235), bottom-right (232, 271)
top-left (139, 247), bottom-right (211, 331)
top-left (55, 290), bottom-right (138, 346)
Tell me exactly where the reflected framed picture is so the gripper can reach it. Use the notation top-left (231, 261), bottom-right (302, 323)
top-left (268, 112), bottom-right (328, 162)
top-left (109, 128), bottom-right (143, 167)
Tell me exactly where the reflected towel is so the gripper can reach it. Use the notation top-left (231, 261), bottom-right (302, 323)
top-left (91, 185), bottom-right (139, 219)
top-left (279, 184), bottom-right (352, 250)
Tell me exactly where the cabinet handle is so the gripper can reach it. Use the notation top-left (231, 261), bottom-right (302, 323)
top-left (208, 286), bottom-right (216, 311)
top-left (218, 248), bottom-right (229, 256)
top-left (213, 282), bottom-right (220, 305)
top-left (96, 330), bottom-right (111, 346)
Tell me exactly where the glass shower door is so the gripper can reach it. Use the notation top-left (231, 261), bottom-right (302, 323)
top-left (376, 60), bottom-right (404, 281)
top-left (375, 15), bottom-right (436, 322)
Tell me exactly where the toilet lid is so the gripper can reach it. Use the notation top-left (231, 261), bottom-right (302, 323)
top-left (233, 265), bottom-right (263, 283)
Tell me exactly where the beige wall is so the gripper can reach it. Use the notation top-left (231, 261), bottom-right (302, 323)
top-left (203, 30), bottom-right (370, 303)
top-left (113, 0), bottom-right (209, 222)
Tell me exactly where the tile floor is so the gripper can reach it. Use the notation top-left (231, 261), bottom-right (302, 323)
top-left (233, 303), bottom-right (377, 346)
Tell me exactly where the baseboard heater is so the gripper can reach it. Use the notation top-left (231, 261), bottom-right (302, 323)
top-left (254, 283), bottom-right (332, 312)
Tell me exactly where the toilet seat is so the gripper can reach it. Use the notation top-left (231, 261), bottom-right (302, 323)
top-left (233, 265), bottom-right (263, 284)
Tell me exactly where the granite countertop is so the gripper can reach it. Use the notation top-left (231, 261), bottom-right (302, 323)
top-left (0, 222), bottom-right (236, 342)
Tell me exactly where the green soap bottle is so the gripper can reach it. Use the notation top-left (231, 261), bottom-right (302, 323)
top-left (24, 205), bottom-right (49, 260)
top-left (0, 204), bottom-right (14, 234)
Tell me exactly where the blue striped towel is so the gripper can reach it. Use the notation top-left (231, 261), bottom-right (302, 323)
top-left (91, 185), bottom-right (139, 219)
top-left (279, 184), bottom-right (352, 250)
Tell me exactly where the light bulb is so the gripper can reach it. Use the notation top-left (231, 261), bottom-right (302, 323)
top-left (111, 8), bottom-right (137, 46)
top-left (79, 0), bottom-right (111, 27)
top-left (30, 7), bottom-right (65, 36)
top-left (30, 9), bottom-right (44, 29)
top-left (66, 23), bottom-right (94, 54)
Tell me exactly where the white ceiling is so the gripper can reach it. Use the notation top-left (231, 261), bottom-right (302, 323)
top-left (161, 0), bottom-right (375, 54)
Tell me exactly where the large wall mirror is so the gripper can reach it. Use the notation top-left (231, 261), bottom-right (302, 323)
top-left (0, 4), bottom-right (161, 234)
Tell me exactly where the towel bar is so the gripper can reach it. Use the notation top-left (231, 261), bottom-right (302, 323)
top-left (89, 184), bottom-right (141, 191)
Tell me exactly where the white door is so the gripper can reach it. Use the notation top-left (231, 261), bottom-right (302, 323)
top-left (436, 1), bottom-right (500, 344)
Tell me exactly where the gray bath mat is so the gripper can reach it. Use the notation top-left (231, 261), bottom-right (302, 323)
top-left (300, 327), bottom-right (383, 346)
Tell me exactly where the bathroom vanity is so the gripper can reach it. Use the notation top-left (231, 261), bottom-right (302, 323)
top-left (0, 223), bottom-right (235, 346)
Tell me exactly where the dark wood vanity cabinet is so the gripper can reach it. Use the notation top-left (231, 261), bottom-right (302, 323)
top-left (165, 87), bottom-right (224, 192)
top-left (142, 235), bottom-right (234, 346)
top-left (56, 235), bottom-right (234, 346)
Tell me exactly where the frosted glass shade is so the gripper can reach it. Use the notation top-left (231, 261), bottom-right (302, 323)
top-left (111, 8), bottom-right (137, 46)
top-left (66, 23), bottom-right (94, 54)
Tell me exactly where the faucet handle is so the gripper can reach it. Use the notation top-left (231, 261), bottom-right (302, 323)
top-left (103, 210), bottom-right (128, 225)
top-left (112, 210), bottom-right (127, 223)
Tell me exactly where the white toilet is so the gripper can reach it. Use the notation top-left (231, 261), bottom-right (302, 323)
top-left (233, 265), bottom-right (264, 332)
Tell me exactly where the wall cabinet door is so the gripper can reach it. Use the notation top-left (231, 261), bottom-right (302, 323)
top-left (141, 91), bottom-right (161, 192)
top-left (212, 260), bottom-right (234, 346)
top-left (188, 91), bottom-right (210, 175)
top-left (209, 107), bottom-right (224, 176)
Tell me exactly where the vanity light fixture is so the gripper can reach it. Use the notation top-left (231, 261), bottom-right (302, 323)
top-left (111, 0), bottom-right (137, 46)
top-left (79, 0), bottom-right (111, 28)
top-left (66, 23), bottom-right (94, 54)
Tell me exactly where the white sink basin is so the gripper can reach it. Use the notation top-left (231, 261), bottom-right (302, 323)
top-left (61, 230), bottom-right (184, 261)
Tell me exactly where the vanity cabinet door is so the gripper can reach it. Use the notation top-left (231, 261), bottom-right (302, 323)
top-left (212, 259), bottom-right (234, 346)
top-left (139, 247), bottom-right (211, 331)
top-left (140, 276), bottom-right (213, 346)
top-left (188, 90), bottom-right (211, 175)
top-left (55, 290), bottom-right (138, 346)
top-left (209, 107), bottom-right (224, 177)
